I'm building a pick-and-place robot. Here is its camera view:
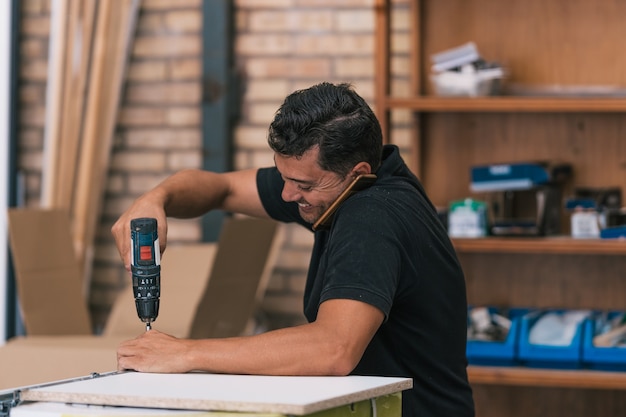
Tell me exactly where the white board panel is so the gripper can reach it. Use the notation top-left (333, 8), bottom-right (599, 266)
top-left (12, 402), bottom-right (214, 417)
top-left (21, 372), bottom-right (413, 415)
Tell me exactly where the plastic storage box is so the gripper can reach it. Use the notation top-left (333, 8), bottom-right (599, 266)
top-left (466, 307), bottom-right (528, 366)
top-left (582, 311), bottom-right (626, 371)
top-left (518, 309), bottom-right (587, 369)
top-left (431, 68), bottom-right (503, 97)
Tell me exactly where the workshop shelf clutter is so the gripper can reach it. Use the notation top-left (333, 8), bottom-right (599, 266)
top-left (582, 311), bottom-right (626, 371)
top-left (518, 309), bottom-right (587, 369)
top-left (467, 307), bottom-right (626, 370)
top-left (466, 307), bottom-right (528, 366)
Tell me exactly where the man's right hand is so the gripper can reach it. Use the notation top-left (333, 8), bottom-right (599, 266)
top-left (111, 191), bottom-right (168, 272)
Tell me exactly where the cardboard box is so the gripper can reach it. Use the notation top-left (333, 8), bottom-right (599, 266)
top-left (0, 337), bottom-right (122, 390)
top-left (7, 208), bottom-right (92, 335)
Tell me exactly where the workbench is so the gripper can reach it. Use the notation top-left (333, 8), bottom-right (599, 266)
top-left (3, 372), bottom-right (412, 417)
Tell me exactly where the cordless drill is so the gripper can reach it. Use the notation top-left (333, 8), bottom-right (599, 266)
top-left (130, 218), bottom-right (161, 331)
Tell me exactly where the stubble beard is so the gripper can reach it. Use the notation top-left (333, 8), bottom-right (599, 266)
top-left (298, 202), bottom-right (327, 225)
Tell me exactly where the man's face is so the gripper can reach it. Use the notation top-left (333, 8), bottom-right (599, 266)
top-left (274, 147), bottom-right (354, 225)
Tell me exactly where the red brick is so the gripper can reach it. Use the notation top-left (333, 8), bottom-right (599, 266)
top-left (249, 149), bottom-right (275, 169)
top-left (20, 39), bottom-right (47, 58)
top-left (244, 57), bottom-right (331, 78)
top-left (127, 173), bottom-right (170, 194)
top-left (248, 102), bottom-right (280, 125)
top-left (169, 58), bottom-right (202, 80)
top-left (118, 106), bottom-right (167, 127)
top-left (21, 0), bottom-right (48, 15)
top-left (296, 0), bottom-right (374, 6)
top-left (236, 34), bottom-right (293, 56)
top-left (167, 151), bottom-right (202, 170)
top-left (334, 57), bottom-right (375, 78)
top-left (19, 105), bottom-right (45, 127)
top-left (19, 84), bottom-right (46, 103)
top-left (164, 10), bottom-right (202, 33)
top-left (294, 34), bottom-right (373, 56)
top-left (20, 16), bottom-right (50, 37)
top-left (20, 59), bottom-right (48, 81)
top-left (125, 82), bottom-right (202, 105)
top-left (18, 128), bottom-right (44, 148)
top-left (244, 79), bottom-right (291, 100)
top-left (136, 12), bottom-right (165, 34)
top-left (248, 10), bottom-right (333, 32)
top-left (234, 126), bottom-right (272, 149)
top-left (123, 128), bottom-right (201, 149)
top-left (236, 0), bottom-right (294, 8)
top-left (110, 151), bottom-right (167, 173)
top-left (133, 35), bottom-right (201, 58)
top-left (127, 61), bottom-right (168, 82)
top-left (335, 9), bottom-right (375, 32)
top-left (142, 0), bottom-right (201, 11)
top-left (166, 107), bottom-right (201, 127)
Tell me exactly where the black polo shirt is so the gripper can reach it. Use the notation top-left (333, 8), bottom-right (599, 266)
top-left (257, 145), bottom-right (475, 417)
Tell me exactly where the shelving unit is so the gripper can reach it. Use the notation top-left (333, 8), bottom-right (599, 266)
top-left (452, 237), bottom-right (626, 256)
top-left (385, 97), bottom-right (626, 112)
top-left (374, 1), bottom-right (626, 416)
top-left (468, 366), bottom-right (626, 390)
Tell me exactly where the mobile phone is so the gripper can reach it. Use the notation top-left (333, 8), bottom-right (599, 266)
top-left (312, 173), bottom-right (377, 231)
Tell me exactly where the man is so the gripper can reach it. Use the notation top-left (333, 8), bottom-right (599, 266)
top-left (112, 82), bottom-right (475, 417)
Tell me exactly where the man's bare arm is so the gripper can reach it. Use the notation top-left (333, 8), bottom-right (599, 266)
top-left (111, 168), bottom-right (268, 270)
top-left (157, 168), bottom-right (267, 219)
top-left (117, 298), bottom-right (384, 376)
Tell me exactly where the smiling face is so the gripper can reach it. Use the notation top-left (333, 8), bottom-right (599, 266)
top-left (274, 146), bottom-right (367, 225)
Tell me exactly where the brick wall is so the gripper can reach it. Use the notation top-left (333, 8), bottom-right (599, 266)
top-left (234, 0), bottom-right (380, 330)
top-left (16, 0), bottom-right (410, 333)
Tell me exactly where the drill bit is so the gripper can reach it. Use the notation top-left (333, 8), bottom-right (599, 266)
top-left (146, 322), bottom-right (152, 331)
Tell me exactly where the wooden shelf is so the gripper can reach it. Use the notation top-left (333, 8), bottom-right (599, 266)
top-left (376, 0), bottom-right (626, 414)
top-left (469, 366), bottom-right (626, 390)
top-left (383, 96), bottom-right (626, 113)
top-left (452, 237), bottom-right (626, 255)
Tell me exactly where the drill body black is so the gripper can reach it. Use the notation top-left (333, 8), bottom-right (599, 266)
top-left (130, 218), bottom-right (160, 328)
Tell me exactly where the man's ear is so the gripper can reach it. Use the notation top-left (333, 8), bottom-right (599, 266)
top-left (351, 162), bottom-right (372, 177)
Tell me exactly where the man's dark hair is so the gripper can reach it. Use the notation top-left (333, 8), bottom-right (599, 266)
top-left (268, 82), bottom-right (383, 178)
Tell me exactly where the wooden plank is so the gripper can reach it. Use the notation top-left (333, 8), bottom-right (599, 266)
top-left (469, 366), bottom-right (626, 390)
top-left (72, 0), bottom-right (140, 293)
top-left (41, 0), bottom-right (69, 207)
top-left (54, 0), bottom-right (97, 210)
top-left (452, 237), bottom-right (626, 255)
top-left (71, 0), bottom-right (112, 293)
top-left (386, 96), bottom-right (626, 112)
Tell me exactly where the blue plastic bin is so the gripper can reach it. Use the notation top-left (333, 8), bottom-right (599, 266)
top-left (518, 309), bottom-right (586, 369)
top-left (466, 307), bottom-right (528, 366)
top-left (582, 311), bottom-right (626, 371)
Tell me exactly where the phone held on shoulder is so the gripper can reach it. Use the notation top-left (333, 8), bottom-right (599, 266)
top-left (312, 174), bottom-right (377, 231)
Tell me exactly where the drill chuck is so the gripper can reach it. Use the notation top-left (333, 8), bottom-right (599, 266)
top-left (130, 218), bottom-right (161, 328)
